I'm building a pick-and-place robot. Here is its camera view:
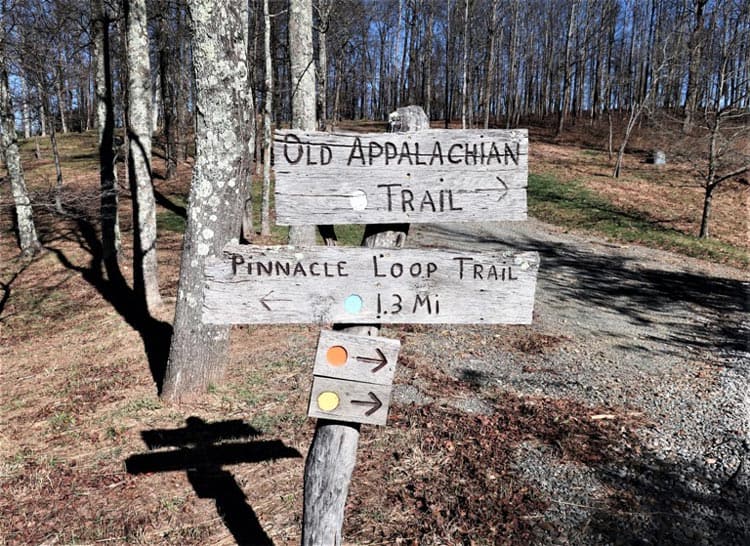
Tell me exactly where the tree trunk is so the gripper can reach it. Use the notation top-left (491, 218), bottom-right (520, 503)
top-left (39, 103), bottom-right (46, 136)
top-left (158, 1), bottom-right (179, 181)
top-left (162, 0), bottom-right (254, 401)
top-left (556, 0), bottom-right (578, 136)
top-left (125, 0), bottom-right (162, 311)
top-left (94, 0), bottom-right (121, 267)
top-left (20, 74), bottom-right (31, 138)
top-left (0, 41), bottom-right (40, 256)
top-left (49, 111), bottom-right (64, 213)
top-left (261, 0), bottom-right (273, 237)
top-left (425, 3), bottom-right (433, 120)
top-left (699, 185), bottom-right (713, 238)
top-left (483, 0), bottom-right (498, 129)
top-left (56, 65), bottom-right (68, 134)
top-left (288, 0), bottom-right (317, 246)
top-left (683, 0), bottom-right (707, 134)
top-left (506, 0), bottom-right (519, 128)
top-left (316, 0), bottom-right (331, 130)
top-left (461, 0), bottom-right (469, 129)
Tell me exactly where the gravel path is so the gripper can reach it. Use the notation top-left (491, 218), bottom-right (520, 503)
top-left (403, 219), bottom-right (749, 545)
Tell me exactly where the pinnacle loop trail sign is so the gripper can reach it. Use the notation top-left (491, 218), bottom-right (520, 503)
top-left (202, 244), bottom-right (539, 325)
top-left (273, 129), bottom-right (528, 225)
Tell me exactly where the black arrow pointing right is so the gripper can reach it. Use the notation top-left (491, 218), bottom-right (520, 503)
top-left (355, 348), bottom-right (388, 373)
top-left (476, 176), bottom-right (509, 202)
top-left (351, 392), bottom-right (383, 416)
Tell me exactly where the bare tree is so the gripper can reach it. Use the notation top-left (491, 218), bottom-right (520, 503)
top-left (314, 0), bottom-right (333, 130)
top-left (93, 0), bottom-right (120, 269)
top-left (682, 0), bottom-right (708, 133)
top-left (260, 0), bottom-right (273, 237)
top-left (162, 0), bottom-right (254, 401)
top-left (124, 0), bottom-right (162, 311)
top-left (556, 0), bottom-right (578, 136)
top-left (288, 0), bottom-right (317, 246)
top-left (482, 0), bottom-right (499, 129)
top-left (0, 0), bottom-right (40, 256)
top-left (688, 1), bottom-right (749, 238)
top-left (460, 0), bottom-right (469, 128)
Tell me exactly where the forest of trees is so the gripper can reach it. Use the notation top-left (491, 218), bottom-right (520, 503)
top-left (1, 0), bottom-right (748, 397)
top-left (2, 0), bottom-right (748, 141)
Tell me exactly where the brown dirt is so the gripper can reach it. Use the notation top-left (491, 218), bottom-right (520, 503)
top-left (0, 129), bottom-right (745, 545)
top-left (530, 129), bottom-right (749, 250)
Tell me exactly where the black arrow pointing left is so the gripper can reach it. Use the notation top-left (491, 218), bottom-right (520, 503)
top-left (259, 290), bottom-right (292, 311)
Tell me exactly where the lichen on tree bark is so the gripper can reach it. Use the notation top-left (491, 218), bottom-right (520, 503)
top-left (161, 0), bottom-right (254, 401)
top-left (0, 18), bottom-right (40, 257)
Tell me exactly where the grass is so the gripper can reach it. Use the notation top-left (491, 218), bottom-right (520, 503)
top-left (156, 209), bottom-right (186, 233)
top-left (528, 173), bottom-right (749, 268)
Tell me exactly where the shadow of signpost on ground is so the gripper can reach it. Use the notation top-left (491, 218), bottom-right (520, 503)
top-left (125, 417), bottom-right (302, 545)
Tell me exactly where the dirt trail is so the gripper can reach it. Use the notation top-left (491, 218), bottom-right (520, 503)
top-left (406, 219), bottom-right (749, 545)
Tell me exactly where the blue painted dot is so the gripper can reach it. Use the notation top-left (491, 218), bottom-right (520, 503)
top-left (344, 294), bottom-right (363, 314)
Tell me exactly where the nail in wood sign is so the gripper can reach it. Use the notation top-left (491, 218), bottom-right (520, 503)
top-left (308, 330), bottom-right (401, 426)
top-left (273, 129), bottom-right (528, 225)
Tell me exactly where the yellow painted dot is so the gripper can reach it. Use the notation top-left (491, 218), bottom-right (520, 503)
top-left (317, 391), bottom-right (340, 412)
top-left (326, 345), bottom-right (348, 367)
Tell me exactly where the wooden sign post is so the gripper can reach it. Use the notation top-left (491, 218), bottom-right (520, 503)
top-left (273, 129), bottom-right (528, 225)
top-left (201, 115), bottom-right (538, 545)
top-left (308, 330), bottom-right (401, 426)
top-left (203, 244), bottom-right (539, 325)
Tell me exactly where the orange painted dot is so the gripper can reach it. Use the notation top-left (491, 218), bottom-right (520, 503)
top-left (326, 345), bottom-right (348, 367)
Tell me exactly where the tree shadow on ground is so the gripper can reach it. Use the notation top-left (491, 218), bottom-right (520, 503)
top-left (42, 208), bottom-right (172, 391)
top-left (516, 406), bottom-right (750, 544)
top-left (0, 258), bottom-right (32, 318)
top-left (421, 224), bottom-right (749, 358)
top-left (126, 417), bottom-right (302, 545)
top-left (359, 392), bottom-right (749, 545)
top-left (153, 188), bottom-right (187, 219)
top-left (589, 452), bottom-right (750, 545)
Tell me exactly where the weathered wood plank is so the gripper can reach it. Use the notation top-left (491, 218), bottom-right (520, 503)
top-left (202, 244), bottom-right (540, 325)
top-left (273, 129), bottom-right (528, 225)
top-left (313, 330), bottom-right (400, 385)
top-left (307, 376), bottom-right (392, 426)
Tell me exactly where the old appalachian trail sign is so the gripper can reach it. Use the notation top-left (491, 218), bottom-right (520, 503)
top-left (202, 244), bottom-right (539, 325)
top-left (273, 129), bottom-right (528, 225)
top-left (308, 330), bottom-right (402, 426)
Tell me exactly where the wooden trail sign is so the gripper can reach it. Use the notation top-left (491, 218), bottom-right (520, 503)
top-left (273, 129), bottom-right (528, 225)
top-left (308, 376), bottom-right (392, 426)
top-left (202, 244), bottom-right (539, 325)
top-left (313, 330), bottom-right (400, 386)
top-left (308, 330), bottom-right (401, 426)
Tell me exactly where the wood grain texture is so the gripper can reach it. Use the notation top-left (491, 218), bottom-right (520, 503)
top-left (273, 129), bottom-right (528, 225)
top-left (202, 244), bottom-right (540, 325)
top-left (307, 376), bottom-right (392, 426)
top-left (313, 330), bottom-right (400, 385)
